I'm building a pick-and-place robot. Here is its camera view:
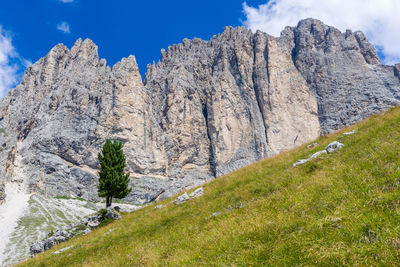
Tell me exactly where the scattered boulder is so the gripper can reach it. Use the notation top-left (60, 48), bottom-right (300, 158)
top-left (105, 208), bottom-right (121, 220)
top-left (173, 188), bottom-right (205, 204)
top-left (155, 204), bottom-right (165, 209)
top-left (343, 130), bottom-right (356, 136)
top-left (83, 228), bottom-right (91, 235)
top-left (173, 192), bottom-right (190, 204)
top-left (310, 150), bottom-right (327, 159)
top-left (293, 150), bottom-right (326, 167)
top-left (30, 208), bottom-right (122, 256)
top-left (189, 187), bottom-right (204, 198)
top-left (307, 142), bottom-right (318, 149)
top-left (326, 141), bottom-right (344, 153)
top-left (31, 230), bottom-right (71, 255)
top-left (0, 184), bottom-right (5, 205)
top-left (30, 241), bottom-right (44, 255)
top-left (293, 159), bottom-right (309, 167)
top-left (294, 139), bottom-right (345, 167)
top-left (113, 206), bottom-right (121, 212)
top-left (85, 214), bottom-right (102, 229)
top-left (51, 245), bottom-right (74, 255)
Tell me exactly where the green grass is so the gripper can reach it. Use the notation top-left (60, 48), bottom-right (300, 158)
top-left (19, 107), bottom-right (400, 266)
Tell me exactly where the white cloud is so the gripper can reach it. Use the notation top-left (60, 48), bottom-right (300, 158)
top-left (56, 21), bottom-right (70, 34)
top-left (243, 0), bottom-right (400, 65)
top-left (59, 0), bottom-right (74, 3)
top-left (0, 26), bottom-right (30, 97)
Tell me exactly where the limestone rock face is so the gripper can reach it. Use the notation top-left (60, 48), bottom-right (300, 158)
top-left (0, 19), bottom-right (399, 203)
top-left (287, 19), bottom-right (400, 134)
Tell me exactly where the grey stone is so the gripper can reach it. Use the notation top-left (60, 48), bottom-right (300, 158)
top-left (86, 214), bottom-right (102, 228)
top-left (82, 228), bottom-right (91, 235)
top-left (105, 208), bottom-right (121, 220)
top-left (51, 245), bottom-right (74, 255)
top-left (0, 184), bottom-right (5, 205)
top-left (310, 150), bottom-right (327, 159)
top-left (293, 150), bottom-right (327, 167)
top-left (343, 130), bottom-right (357, 136)
top-left (29, 241), bottom-right (44, 255)
top-left (30, 207), bottom-right (123, 256)
top-left (43, 235), bottom-right (68, 251)
top-left (307, 142), bottom-right (318, 149)
top-left (113, 206), bottom-right (121, 212)
top-left (0, 18), bottom-right (399, 205)
top-left (293, 159), bottom-right (309, 167)
top-left (326, 141), bottom-right (344, 153)
top-left (173, 192), bottom-right (190, 204)
top-left (189, 187), bottom-right (204, 198)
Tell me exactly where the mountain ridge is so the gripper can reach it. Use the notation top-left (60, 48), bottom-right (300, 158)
top-left (0, 18), bottom-right (399, 204)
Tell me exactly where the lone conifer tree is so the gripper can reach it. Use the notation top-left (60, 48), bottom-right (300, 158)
top-left (98, 139), bottom-right (132, 208)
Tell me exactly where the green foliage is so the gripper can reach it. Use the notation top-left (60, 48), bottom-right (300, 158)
top-left (99, 218), bottom-right (113, 227)
top-left (47, 229), bottom-right (54, 238)
top-left (98, 209), bottom-right (108, 219)
top-left (98, 139), bottom-right (132, 207)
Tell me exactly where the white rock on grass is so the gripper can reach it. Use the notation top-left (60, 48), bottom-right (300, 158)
top-left (29, 241), bottom-right (44, 255)
top-left (293, 150), bottom-right (326, 167)
top-left (293, 159), bottom-right (309, 167)
top-left (173, 193), bottom-right (190, 204)
top-left (83, 228), bottom-right (91, 235)
top-left (310, 150), bottom-right (327, 159)
top-left (51, 245), bottom-right (74, 255)
top-left (294, 140), bottom-right (344, 167)
top-left (189, 188), bottom-right (204, 198)
top-left (343, 130), bottom-right (356, 136)
top-left (307, 142), bottom-right (318, 149)
top-left (326, 141), bottom-right (344, 153)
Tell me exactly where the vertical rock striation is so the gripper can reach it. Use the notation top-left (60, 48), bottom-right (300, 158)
top-left (0, 19), bottom-right (399, 203)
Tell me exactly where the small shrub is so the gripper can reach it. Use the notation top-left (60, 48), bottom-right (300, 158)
top-left (99, 208), bottom-right (108, 220)
top-left (99, 218), bottom-right (113, 227)
top-left (48, 229), bottom-right (54, 238)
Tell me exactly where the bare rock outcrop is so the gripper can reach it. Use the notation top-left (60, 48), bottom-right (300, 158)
top-left (0, 19), bottom-right (399, 203)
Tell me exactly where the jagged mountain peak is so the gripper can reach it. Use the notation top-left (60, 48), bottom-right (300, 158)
top-left (0, 19), bottom-right (399, 206)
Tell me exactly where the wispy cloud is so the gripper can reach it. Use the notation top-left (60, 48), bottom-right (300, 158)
top-left (0, 26), bottom-right (31, 97)
top-left (242, 0), bottom-right (400, 65)
top-left (56, 21), bottom-right (71, 34)
top-left (59, 0), bottom-right (74, 3)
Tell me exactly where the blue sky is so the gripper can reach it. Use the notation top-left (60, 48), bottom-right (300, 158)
top-left (0, 0), bottom-right (265, 78)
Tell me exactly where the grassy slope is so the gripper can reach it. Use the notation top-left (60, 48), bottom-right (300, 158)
top-left (20, 107), bottom-right (400, 266)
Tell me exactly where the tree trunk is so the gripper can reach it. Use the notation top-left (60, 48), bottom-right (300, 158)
top-left (106, 196), bottom-right (112, 208)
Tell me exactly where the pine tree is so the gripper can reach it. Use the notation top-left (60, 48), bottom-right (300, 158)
top-left (98, 139), bottom-right (132, 208)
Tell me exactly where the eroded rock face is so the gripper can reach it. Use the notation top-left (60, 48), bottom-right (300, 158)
top-left (0, 185), bottom-right (5, 204)
top-left (0, 19), bottom-right (399, 203)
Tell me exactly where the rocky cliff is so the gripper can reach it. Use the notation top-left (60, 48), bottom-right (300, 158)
top-left (0, 19), bottom-right (399, 204)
